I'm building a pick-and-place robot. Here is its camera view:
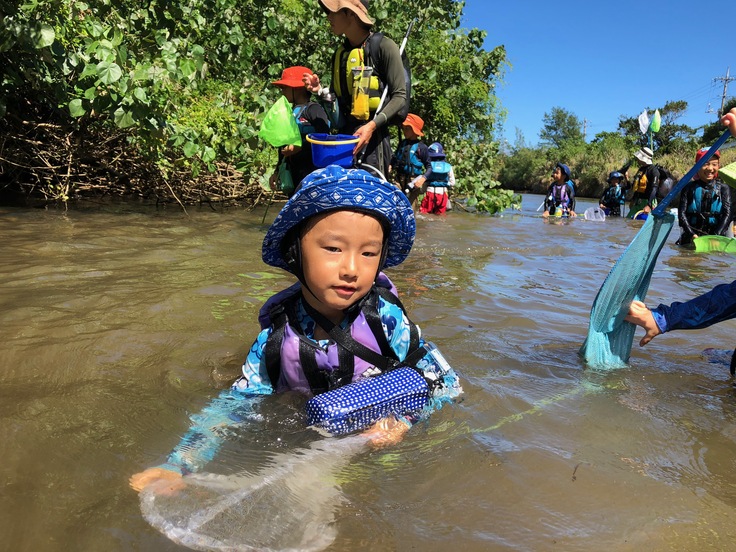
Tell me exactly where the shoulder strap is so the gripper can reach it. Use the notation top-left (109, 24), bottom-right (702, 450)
top-left (302, 295), bottom-right (394, 372)
top-left (264, 304), bottom-right (288, 391)
top-left (263, 296), bottom-right (354, 393)
top-left (363, 32), bottom-right (383, 72)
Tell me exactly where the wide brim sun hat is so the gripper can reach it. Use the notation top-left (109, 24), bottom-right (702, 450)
top-left (272, 66), bottom-right (312, 88)
top-left (634, 147), bottom-right (653, 164)
top-left (402, 113), bottom-right (424, 137)
top-left (262, 165), bottom-right (415, 272)
top-left (319, 0), bottom-right (374, 27)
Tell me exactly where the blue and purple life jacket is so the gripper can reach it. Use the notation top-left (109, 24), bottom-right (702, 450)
top-left (257, 274), bottom-right (422, 395)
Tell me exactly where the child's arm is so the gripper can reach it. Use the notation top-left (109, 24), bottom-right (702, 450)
top-left (361, 297), bottom-right (462, 447)
top-left (130, 329), bottom-right (274, 492)
top-left (625, 300), bottom-right (662, 346)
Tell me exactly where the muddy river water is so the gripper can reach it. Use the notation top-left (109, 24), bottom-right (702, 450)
top-left (2, 194), bottom-right (736, 551)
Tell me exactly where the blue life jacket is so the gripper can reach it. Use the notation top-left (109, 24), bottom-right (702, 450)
top-left (427, 161), bottom-right (452, 186)
top-left (397, 141), bottom-right (425, 177)
top-left (602, 184), bottom-right (624, 205)
top-left (687, 182), bottom-right (723, 227)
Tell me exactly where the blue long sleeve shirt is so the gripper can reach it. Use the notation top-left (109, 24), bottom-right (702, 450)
top-left (651, 280), bottom-right (736, 333)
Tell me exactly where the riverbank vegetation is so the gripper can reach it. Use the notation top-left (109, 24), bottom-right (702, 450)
top-left (0, 0), bottom-right (516, 212)
top-left (498, 99), bottom-right (736, 198)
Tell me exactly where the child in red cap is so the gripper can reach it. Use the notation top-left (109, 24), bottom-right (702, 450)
top-left (676, 147), bottom-right (732, 246)
top-left (269, 66), bottom-right (330, 196)
top-left (389, 113), bottom-right (431, 207)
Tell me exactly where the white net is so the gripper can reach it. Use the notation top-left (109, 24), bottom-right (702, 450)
top-left (140, 435), bottom-right (368, 551)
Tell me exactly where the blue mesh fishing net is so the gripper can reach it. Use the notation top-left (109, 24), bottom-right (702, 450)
top-left (579, 213), bottom-right (675, 368)
top-left (580, 130), bottom-right (731, 369)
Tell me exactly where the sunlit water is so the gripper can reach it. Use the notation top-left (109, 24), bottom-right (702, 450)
top-left (2, 195), bottom-right (736, 551)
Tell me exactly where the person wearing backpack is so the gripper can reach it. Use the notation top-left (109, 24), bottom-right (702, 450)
top-left (676, 148), bottom-right (732, 246)
top-left (303, 0), bottom-right (409, 179)
top-left (599, 171), bottom-right (627, 216)
top-left (268, 66), bottom-right (331, 197)
top-left (389, 113), bottom-right (430, 206)
top-left (420, 142), bottom-right (455, 215)
top-left (543, 163), bottom-right (576, 217)
top-left (626, 147), bottom-right (661, 218)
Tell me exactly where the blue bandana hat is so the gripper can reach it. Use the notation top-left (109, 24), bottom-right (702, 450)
top-left (262, 165), bottom-right (415, 272)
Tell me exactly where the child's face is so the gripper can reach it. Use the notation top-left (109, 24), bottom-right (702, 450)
top-left (552, 167), bottom-right (564, 182)
top-left (697, 159), bottom-right (720, 182)
top-left (299, 210), bottom-right (385, 322)
top-left (401, 125), bottom-right (418, 140)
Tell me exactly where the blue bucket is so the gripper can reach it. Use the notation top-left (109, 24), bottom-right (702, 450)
top-left (306, 134), bottom-right (359, 168)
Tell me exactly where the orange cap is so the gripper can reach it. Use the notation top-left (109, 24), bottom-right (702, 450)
top-left (402, 113), bottom-right (424, 136)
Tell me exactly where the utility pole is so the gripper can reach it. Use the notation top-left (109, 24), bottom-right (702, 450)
top-left (714, 67), bottom-right (735, 117)
top-left (582, 118), bottom-right (588, 141)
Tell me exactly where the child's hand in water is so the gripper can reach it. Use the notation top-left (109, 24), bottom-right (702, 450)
top-left (130, 467), bottom-right (185, 494)
top-left (362, 416), bottom-right (410, 448)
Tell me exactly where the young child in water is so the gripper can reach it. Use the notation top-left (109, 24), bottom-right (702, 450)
top-left (625, 108), bottom-right (736, 349)
top-left (131, 165), bottom-right (462, 493)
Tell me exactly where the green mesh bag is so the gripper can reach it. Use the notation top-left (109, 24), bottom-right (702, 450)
top-left (258, 96), bottom-right (302, 147)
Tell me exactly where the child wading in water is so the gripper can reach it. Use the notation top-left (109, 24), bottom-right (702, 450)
top-left (131, 166), bottom-right (462, 493)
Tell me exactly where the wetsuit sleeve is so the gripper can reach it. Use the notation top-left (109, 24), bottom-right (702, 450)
top-left (566, 181), bottom-right (576, 210)
top-left (646, 166), bottom-right (660, 206)
top-left (158, 388), bottom-right (265, 475)
top-left (544, 184), bottom-right (554, 209)
top-left (372, 36), bottom-right (407, 129)
top-left (305, 102), bottom-right (331, 134)
top-left (678, 184), bottom-right (695, 236)
top-left (233, 327), bottom-right (276, 395)
top-left (417, 143), bottom-right (432, 178)
top-left (378, 297), bottom-right (463, 424)
top-left (716, 182), bottom-right (732, 235)
top-left (651, 280), bottom-right (736, 333)
top-left (157, 329), bottom-right (275, 475)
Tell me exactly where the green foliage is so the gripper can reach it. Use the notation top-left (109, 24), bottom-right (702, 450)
top-left (499, 98), bottom-right (717, 198)
top-left (539, 107), bottom-right (584, 149)
top-left (497, 146), bottom-right (548, 191)
top-left (1, 0), bottom-right (513, 211)
top-left (701, 96), bottom-right (736, 145)
top-left (445, 136), bottom-right (521, 214)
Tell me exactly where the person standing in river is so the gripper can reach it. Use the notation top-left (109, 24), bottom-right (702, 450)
top-left (389, 113), bottom-right (430, 207)
top-left (543, 163), bottom-right (576, 217)
top-left (626, 147), bottom-right (661, 218)
top-left (676, 148), bottom-right (732, 246)
top-left (130, 166), bottom-right (462, 493)
top-left (302, 0), bottom-right (408, 179)
top-left (268, 66), bottom-right (331, 197)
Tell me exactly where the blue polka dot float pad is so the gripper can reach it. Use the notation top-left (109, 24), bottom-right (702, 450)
top-left (306, 368), bottom-right (430, 435)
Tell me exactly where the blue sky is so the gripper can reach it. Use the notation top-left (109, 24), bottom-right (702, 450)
top-left (460, 0), bottom-right (734, 147)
